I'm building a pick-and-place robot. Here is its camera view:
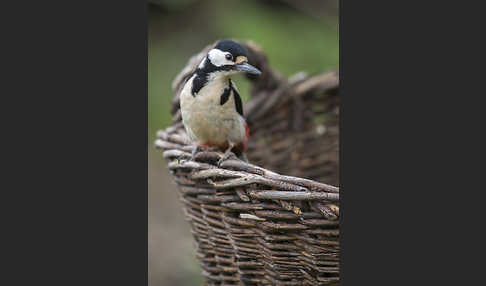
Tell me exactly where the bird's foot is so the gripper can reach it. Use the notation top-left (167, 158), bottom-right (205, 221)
top-left (184, 144), bottom-right (219, 162)
top-left (217, 151), bottom-right (237, 167)
top-left (191, 145), bottom-right (202, 158)
top-left (177, 145), bottom-right (202, 164)
top-left (185, 145), bottom-right (207, 162)
top-left (217, 144), bottom-right (238, 166)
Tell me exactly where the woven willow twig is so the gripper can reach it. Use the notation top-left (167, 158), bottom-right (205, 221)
top-left (156, 40), bottom-right (339, 285)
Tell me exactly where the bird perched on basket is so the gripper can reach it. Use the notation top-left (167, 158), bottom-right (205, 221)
top-left (179, 40), bottom-right (261, 162)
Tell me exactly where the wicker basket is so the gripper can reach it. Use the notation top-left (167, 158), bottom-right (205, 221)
top-left (155, 41), bottom-right (340, 285)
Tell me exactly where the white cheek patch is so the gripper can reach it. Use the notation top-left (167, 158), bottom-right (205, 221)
top-left (208, 49), bottom-right (234, 67)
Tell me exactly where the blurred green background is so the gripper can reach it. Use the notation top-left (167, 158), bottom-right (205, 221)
top-left (148, 0), bottom-right (338, 285)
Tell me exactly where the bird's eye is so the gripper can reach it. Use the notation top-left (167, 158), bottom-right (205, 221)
top-left (225, 54), bottom-right (233, 61)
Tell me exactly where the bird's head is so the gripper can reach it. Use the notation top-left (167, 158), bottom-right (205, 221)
top-left (198, 40), bottom-right (262, 79)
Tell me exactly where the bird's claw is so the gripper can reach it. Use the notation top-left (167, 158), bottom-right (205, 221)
top-left (190, 145), bottom-right (202, 160)
top-left (189, 145), bottom-right (218, 162)
top-left (217, 151), bottom-right (237, 167)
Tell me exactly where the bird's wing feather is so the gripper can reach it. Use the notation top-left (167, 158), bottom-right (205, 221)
top-left (220, 85), bottom-right (231, 106)
top-left (229, 79), bottom-right (244, 116)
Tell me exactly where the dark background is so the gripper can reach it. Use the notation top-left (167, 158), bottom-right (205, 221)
top-left (148, 0), bottom-right (338, 285)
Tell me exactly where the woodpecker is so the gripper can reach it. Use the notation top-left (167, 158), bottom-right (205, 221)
top-left (179, 40), bottom-right (261, 161)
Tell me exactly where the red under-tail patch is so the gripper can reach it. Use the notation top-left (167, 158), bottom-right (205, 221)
top-left (242, 123), bottom-right (250, 152)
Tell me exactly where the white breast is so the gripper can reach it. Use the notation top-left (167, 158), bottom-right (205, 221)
top-left (180, 75), bottom-right (246, 146)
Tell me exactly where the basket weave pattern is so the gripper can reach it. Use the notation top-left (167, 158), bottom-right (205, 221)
top-left (155, 41), bottom-right (340, 285)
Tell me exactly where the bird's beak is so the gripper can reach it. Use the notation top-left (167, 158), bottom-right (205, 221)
top-left (235, 56), bottom-right (261, 75)
top-left (236, 62), bottom-right (261, 75)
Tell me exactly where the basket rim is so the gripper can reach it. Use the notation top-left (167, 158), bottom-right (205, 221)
top-left (155, 125), bottom-right (339, 197)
